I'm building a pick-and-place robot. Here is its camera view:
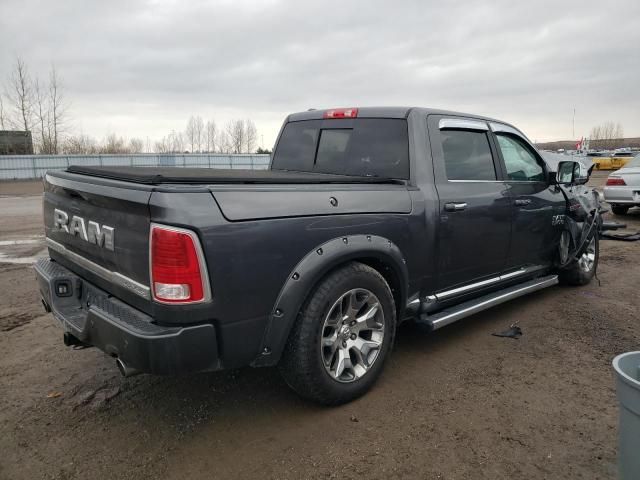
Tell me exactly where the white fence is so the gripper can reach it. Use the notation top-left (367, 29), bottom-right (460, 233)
top-left (0, 154), bottom-right (271, 180)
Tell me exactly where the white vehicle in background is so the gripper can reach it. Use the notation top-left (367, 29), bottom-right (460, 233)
top-left (612, 147), bottom-right (632, 155)
top-left (604, 153), bottom-right (640, 215)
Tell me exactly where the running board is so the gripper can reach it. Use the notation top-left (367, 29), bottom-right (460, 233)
top-left (418, 274), bottom-right (558, 331)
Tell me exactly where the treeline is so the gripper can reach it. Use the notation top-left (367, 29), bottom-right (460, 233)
top-left (63, 133), bottom-right (146, 154)
top-left (536, 121), bottom-right (629, 151)
top-left (63, 116), bottom-right (265, 155)
top-left (589, 121), bottom-right (625, 149)
top-left (536, 138), bottom-right (640, 151)
top-left (1, 56), bottom-right (266, 155)
top-left (154, 117), bottom-right (259, 154)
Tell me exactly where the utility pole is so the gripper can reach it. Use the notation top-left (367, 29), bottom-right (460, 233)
top-left (572, 108), bottom-right (575, 140)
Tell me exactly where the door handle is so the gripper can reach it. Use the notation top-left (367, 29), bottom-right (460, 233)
top-left (514, 199), bottom-right (532, 206)
top-left (444, 202), bottom-right (467, 212)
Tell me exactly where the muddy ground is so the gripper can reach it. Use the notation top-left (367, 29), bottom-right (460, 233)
top-left (0, 173), bottom-right (638, 479)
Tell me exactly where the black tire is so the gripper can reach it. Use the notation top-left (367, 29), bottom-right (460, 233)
top-left (611, 205), bottom-right (630, 215)
top-left (279, 262), bottom-right (396, 405)
top-left (558, 232), bottom-right (599, 286)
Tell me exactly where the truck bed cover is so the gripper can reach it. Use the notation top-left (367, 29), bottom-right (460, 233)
top-left (65, 165), bottom-right (397, 185)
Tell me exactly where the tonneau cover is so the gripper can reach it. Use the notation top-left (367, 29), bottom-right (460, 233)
top-left (66, 165), bottom-right (398, 185)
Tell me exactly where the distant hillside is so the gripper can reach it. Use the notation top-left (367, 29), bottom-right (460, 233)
top-left (535, 137), bottom-right (640, 151)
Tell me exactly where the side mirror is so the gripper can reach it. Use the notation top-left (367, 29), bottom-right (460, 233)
top-left (556, 160), bottom-right (589, 186)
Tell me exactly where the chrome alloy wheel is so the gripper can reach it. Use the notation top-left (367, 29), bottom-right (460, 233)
top-left (578, 237), bottom-right (596, 272)
top-left (320, 288), bottom-right (385, 383)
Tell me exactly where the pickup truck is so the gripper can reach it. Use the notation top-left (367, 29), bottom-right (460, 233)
top-left (35, 107), bottom-right (600, 405)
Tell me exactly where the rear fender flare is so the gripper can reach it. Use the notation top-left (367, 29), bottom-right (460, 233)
top-left (251, 235), bottom-right (408, 367)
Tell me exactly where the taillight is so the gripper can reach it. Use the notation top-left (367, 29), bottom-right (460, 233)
top-left (323, 108), bottom-right (358, 119)
top-left (606, 177), bottom-right (626, 186)
top-left (150, 224), bottom-right (210, 304)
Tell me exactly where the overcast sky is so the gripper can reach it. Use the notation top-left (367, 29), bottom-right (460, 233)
top-left (1, 0), bottom-right (638, 149)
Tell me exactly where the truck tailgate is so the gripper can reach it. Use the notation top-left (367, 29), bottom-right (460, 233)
top-left (43, 172), bottom-right (153, 310)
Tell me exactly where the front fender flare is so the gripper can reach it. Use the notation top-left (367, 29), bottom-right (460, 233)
top-left (251, 234), bottom-right (408, 367)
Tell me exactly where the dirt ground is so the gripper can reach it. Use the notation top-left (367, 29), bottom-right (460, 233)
top-left (0, 173), bottom-right (638, 480)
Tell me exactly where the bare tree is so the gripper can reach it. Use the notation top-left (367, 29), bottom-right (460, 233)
top-left (34, 79), bottom-right (52, 153)
top-left (63, 134), bottom-right (98, 154)
top-left (100, 133), bottom-right (129, 154)
top-left (185, 116), bottom-right (197, 152)
top-left (129, 137), bottom-right (144, 153)
top-left (6, 57), bottom-right (34, 132)
top-left (226, 119), bottom-right (245, 154)
top-left (48, 65), bottom-right (67, 154)
top-left (193, 116), bottom-right (204, 152)
top-left (154, 136), bottom-right (172, 153)
top-left (613, 122), bottom-right (624, 142)
top-left (245, 119), bottom-right (257, 153)
top-left (216, 130), bottom-right (230, 153)
top-left (154, 131), bottom-right (181, 153)
top-left (205, 120), bottom-right (217, 153)
top-left (63, 133), bottom-right (144, 155)
top-left (0, 94), bottom-right (6, 129)
top-left (590, 121), bottom-right (625, 149)
top-left (8, 61), bottom-right (68, 153)
top-left (167, 130), bottom-right (185, 153)
top-left (155, 131), bottom-right (184, 153)
top-left (158, 118), bottom-right (258, 154)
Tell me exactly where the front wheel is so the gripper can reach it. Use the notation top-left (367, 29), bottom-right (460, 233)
top-left (279, 262), bottom-right (396, 405)
top-left (558, 233), bottom-right (599, 286)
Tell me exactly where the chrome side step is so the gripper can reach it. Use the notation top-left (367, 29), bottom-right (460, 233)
top-left (418, 274), bottom-right (558, 331)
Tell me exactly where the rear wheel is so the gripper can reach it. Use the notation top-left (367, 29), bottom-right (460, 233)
top-left (279, 262), bottom-right (396, 405)
top-left (611, 205), bottom-right (630, 215)
top-left (558, 233), bottom-right (599, 286)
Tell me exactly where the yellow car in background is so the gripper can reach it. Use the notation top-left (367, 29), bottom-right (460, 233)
top-left (591, 151), bottom-right (637, 170)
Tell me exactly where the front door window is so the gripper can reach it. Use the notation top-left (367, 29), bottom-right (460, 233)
top-left (496, 134), bottom-right (545, 182)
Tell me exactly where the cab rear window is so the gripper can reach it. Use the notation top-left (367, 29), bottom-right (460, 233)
top-left (272, 118), bottom-right (409, 179)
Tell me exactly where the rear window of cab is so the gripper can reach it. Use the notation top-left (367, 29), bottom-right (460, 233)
top-left (271, 118), bottom-right (409, 179)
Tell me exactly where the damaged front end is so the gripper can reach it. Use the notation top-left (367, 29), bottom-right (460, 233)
top-left (554, 161), bottom-right (603, 269)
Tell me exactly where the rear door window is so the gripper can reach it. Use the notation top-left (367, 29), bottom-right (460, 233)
top-left (316, 130), bottom-right (351, 167)
top-left (270, 120), bottom-right (320, 172)
top-left (440, 130), bottom-right (497, 181)
top-left (272, 118), bottom-right (409, 179)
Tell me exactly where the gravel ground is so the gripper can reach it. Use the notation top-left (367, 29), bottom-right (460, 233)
top-left (0, 173), bottom-right (638, 479)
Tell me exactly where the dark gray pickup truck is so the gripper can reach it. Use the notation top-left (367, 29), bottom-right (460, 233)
top-left (35, 107), bottom-right (600, 404)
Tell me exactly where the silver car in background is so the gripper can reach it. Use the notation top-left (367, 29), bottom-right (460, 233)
top-left (604, 153), bottom-right (640, 215)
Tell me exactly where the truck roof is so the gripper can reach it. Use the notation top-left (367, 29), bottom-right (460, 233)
top-left (287, 107), bottom-right (502, 123)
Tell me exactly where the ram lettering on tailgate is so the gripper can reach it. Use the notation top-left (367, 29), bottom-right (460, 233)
top-left (53, 208), bottom-right (115, 251)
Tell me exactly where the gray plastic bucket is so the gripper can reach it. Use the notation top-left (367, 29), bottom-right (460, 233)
top-left (613, 351), bottom-right (640, 479)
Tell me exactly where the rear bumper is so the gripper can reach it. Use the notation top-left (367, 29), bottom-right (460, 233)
top-left (34, 257), bottom-right (220, 375)
top-left (603, 186), bottom-right (640, 205)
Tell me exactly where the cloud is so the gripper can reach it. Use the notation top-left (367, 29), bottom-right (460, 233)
top-left (1, 0), bottom-right (639, 147)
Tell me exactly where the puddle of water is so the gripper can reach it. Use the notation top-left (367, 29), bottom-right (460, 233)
top-left (0, 239), bottom-right (43, 246)
top-left (0, 235), bottom-right (46, 264)
top-left (0, 249), bottom-right (47, 264)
